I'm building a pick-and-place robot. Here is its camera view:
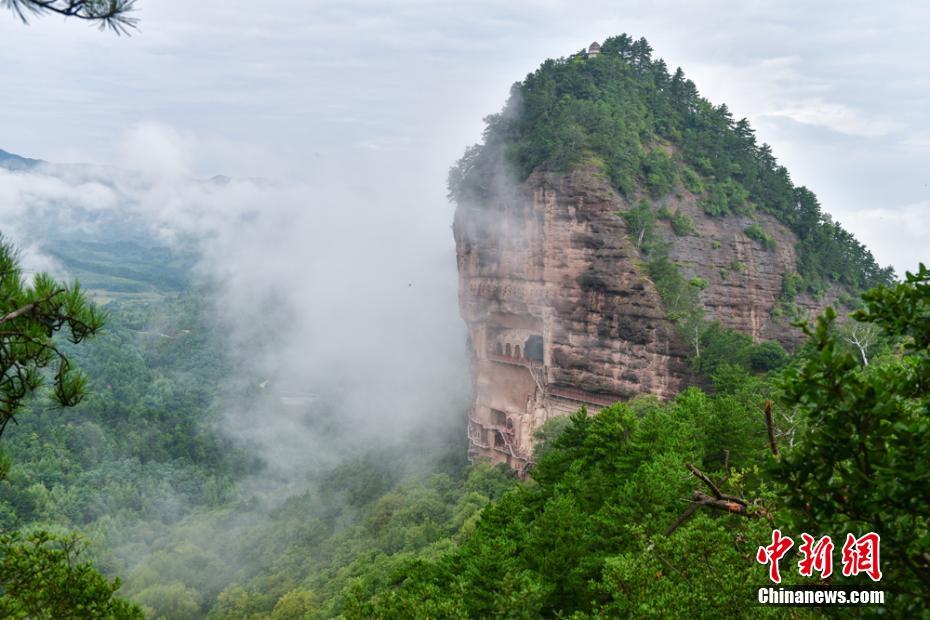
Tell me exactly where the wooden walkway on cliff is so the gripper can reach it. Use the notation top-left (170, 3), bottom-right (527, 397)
top-left (486, 352), bottom-right (542, 369)
top-left (548, 386), bottom-right (618, 408)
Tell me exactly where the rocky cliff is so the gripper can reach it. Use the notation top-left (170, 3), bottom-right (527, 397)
top-left (453, 35), bottom-right (889, 471)
top-left (455, 164), bottom-right (835, 471)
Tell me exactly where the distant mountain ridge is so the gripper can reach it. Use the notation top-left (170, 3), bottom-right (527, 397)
top-left (0, 145), bottom-right (246, 250)
top-left (0, 148), bottom-right (42, 170)
top-left (0, 147), bottom-right (197, 298)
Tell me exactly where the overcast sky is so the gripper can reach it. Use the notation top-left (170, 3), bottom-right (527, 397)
top-left (1, 0), bottom-right (927, 275)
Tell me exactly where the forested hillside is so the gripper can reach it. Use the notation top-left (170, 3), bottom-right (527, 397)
top-left (0, 284), bottom-right (515, 617)
top-left (349, 265), bottom-right (930, 617)
top-left (0, 239), bottom-right (510, 617)
top-left (450, 34), bottom-right (894, 297)
top-left (2, 236), bottom-right (926, 617)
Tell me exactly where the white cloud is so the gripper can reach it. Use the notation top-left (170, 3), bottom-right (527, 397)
top-left (0, 123), bottom-right (470, 475)
top-left (840, 202), bottom-right (930, 275)
top-left (119, 122), bottom-right (193, 179)
top-left (686, 56), bottom-right (898, 138)
top-left (765, 100), bottom-right (899, 138)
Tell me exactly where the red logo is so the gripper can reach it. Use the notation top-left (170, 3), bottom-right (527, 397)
top-left (758, 530), bottom-right (881, 583)
top-left (756, 529), bottom-right (794, 584)
top-left (841, 532), bottom-right (882, 582)
top-left (798, 534), bottom-right (834, 578)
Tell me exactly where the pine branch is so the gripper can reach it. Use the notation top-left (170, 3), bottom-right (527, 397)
top-left (0, 289), bottom-right (64, 326)
top-left (2, 0), bottom-right (138, 34)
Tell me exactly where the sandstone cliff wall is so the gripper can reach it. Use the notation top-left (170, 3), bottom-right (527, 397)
top-left (455, 165), bottom-right (833, 470)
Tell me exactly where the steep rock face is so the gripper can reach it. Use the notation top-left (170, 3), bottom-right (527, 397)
top-left (652, 189), bottom-right (838, 345)
top-left (455, 164), bottom-right (833, 470)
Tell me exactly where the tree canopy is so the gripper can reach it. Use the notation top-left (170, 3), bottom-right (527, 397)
top-left (0, 237), bottom-right (141, 618)
top-left (345, 265), bottom-right (930, 617)
top-left (0, 235), bottom-right (105, 443)
top-left (775, 263), bottom-right (930, 614)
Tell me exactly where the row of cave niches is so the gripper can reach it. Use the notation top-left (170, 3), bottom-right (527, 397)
top-left (488, 334), bottom-right (544, 361)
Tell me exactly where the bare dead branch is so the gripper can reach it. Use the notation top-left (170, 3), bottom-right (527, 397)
top-left (663, 502), bottom-right (701, 536)
top-left (690, 491), bottom-right (757, 517)
top-left (687, 462), bottom-right (723, 499)
top-left (664, 461), bottom-right (764, 536)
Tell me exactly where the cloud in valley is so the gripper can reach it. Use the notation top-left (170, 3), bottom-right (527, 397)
top-left (0, 124), bottom-right (471, 477)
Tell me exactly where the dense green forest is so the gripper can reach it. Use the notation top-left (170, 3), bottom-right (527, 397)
top-left (1, 234), bottom-right (927, 617)
top-left (449, 34), bottom-right (894, 297)
top-left (0, 239), bottom-right (510, 617)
